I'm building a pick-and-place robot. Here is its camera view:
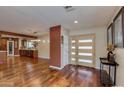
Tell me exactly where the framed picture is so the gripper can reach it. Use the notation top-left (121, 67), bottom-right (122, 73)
top-left (113, 9), bottom-right (124, 48)
top-left (107, 23), bottom-right (113, 45)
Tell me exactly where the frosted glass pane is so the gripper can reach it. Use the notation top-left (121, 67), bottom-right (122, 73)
top-left (78, 46), bottom-right (92, 49)
top-left (78, 59), bottom-right (92, 63)
top-left (72, 58), bottom-right (76, 61)
top-left (72, 40), bottom-right (76, 43)
top-left (72, 46), bottom-right (75, 49)
top-left (79, 39), bottom-right (92, 43)
top-left (72, 52), bottom-right (75, 55)
top-left (78, 53), bottom-right (92, 56)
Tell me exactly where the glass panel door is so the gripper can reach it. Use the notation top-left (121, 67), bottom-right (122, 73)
top-left (70, 34), bottom-right (95, 67)
top-left (7, 41), bottom-right (14, 56)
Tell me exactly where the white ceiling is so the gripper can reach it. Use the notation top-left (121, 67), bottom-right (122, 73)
top-left (0, 6), bottom-right (120, 36)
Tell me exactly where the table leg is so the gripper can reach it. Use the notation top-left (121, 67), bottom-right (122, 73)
top-left (109, 66), bottom-right (111, 81)
top-left (100, 62), bottom-right (102, 81)
top-left (114, 66), bottom-right (117, 85)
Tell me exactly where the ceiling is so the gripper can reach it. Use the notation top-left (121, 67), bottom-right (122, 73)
top-left (0, 6), bottom-right (120, 36)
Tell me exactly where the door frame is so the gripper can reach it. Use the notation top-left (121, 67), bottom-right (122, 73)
top-left (70, 33), bottom-right (96, 68)
top-left (7, 41), bottom-right (14, 56)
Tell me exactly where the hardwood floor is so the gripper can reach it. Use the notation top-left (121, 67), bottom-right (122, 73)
top-left (0, 56), bottom-right (103, 87)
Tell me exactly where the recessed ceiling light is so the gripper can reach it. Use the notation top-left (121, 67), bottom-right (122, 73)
top-left (74, 20), bottom-right (78, 24)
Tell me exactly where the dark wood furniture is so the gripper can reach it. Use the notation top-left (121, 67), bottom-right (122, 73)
top-left (0, 37), bottom-right (19, 55)
top-left (19, 49), bottom-right (38, 58)
top-left (100, 57), bottom-right (119, 86)
top-left (0, 31), bottom-right (37, 38)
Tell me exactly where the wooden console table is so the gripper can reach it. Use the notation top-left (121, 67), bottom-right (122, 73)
top-left (100, 57), bottom-right (119, 86)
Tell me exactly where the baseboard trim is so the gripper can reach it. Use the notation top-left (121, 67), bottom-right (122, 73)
top-left (38, 56), bottom-right (49, 59)
top-left (14, 55), bottom-right (20, 56)
top-left (95, 66), bottom-right (100, 69)
top-left (49, 65), bottom-right (62, 70)
top-left (0, 51), bottom-right (7, 52)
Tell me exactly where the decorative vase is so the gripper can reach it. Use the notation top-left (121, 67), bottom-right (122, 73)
top-left (107, 51), bottom-right (115, 62)
top-left (107, 51), bottom-right (113, 61)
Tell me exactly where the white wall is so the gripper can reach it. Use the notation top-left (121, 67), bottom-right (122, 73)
top-left (69, 26), bottom-right (107, 68)
top-left (115, 48), bottom-right (124, 86)
top-left (61, 27), bottom-right (69, 68)
top-left (38, 33), bottom-right (50, 59)
top-left (107, 7), bottom-right (124, 86)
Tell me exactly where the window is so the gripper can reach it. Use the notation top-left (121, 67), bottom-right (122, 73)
top-left (27, 42), bottom-right (34, 48)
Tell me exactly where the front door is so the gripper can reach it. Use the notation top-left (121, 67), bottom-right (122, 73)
top-left (70, 34), bottom-right (95, 67)
top-left (7, 41), bottom-right (14, 56)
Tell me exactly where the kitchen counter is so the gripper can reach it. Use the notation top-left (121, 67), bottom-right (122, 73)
top-left (19, 48), bottom-right (37, 50)
top-left (19, 49), bottom-right (38, 58)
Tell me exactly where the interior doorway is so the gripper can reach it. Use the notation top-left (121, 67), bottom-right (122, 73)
top-left (7, 41), bottom-right (14, 56)
top-left (70, 34), bottom-right (95, 67)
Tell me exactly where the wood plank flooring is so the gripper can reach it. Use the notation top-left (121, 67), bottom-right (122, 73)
top-left (0, 56), bottom-right (103, 87)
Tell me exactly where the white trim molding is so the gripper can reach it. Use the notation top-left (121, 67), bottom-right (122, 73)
top-left (14, 55), bottom-right (20, 56)
top-left (49, 65), bottom-right (62, 70)
top-left (7, 41), bottom-right (14, 56)
top-left (38, 56), bottom-right (50, 59)
top-left (95, 66), bottom-right (100, 69)
top-left (0, 51), bottom-right (7, 52)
